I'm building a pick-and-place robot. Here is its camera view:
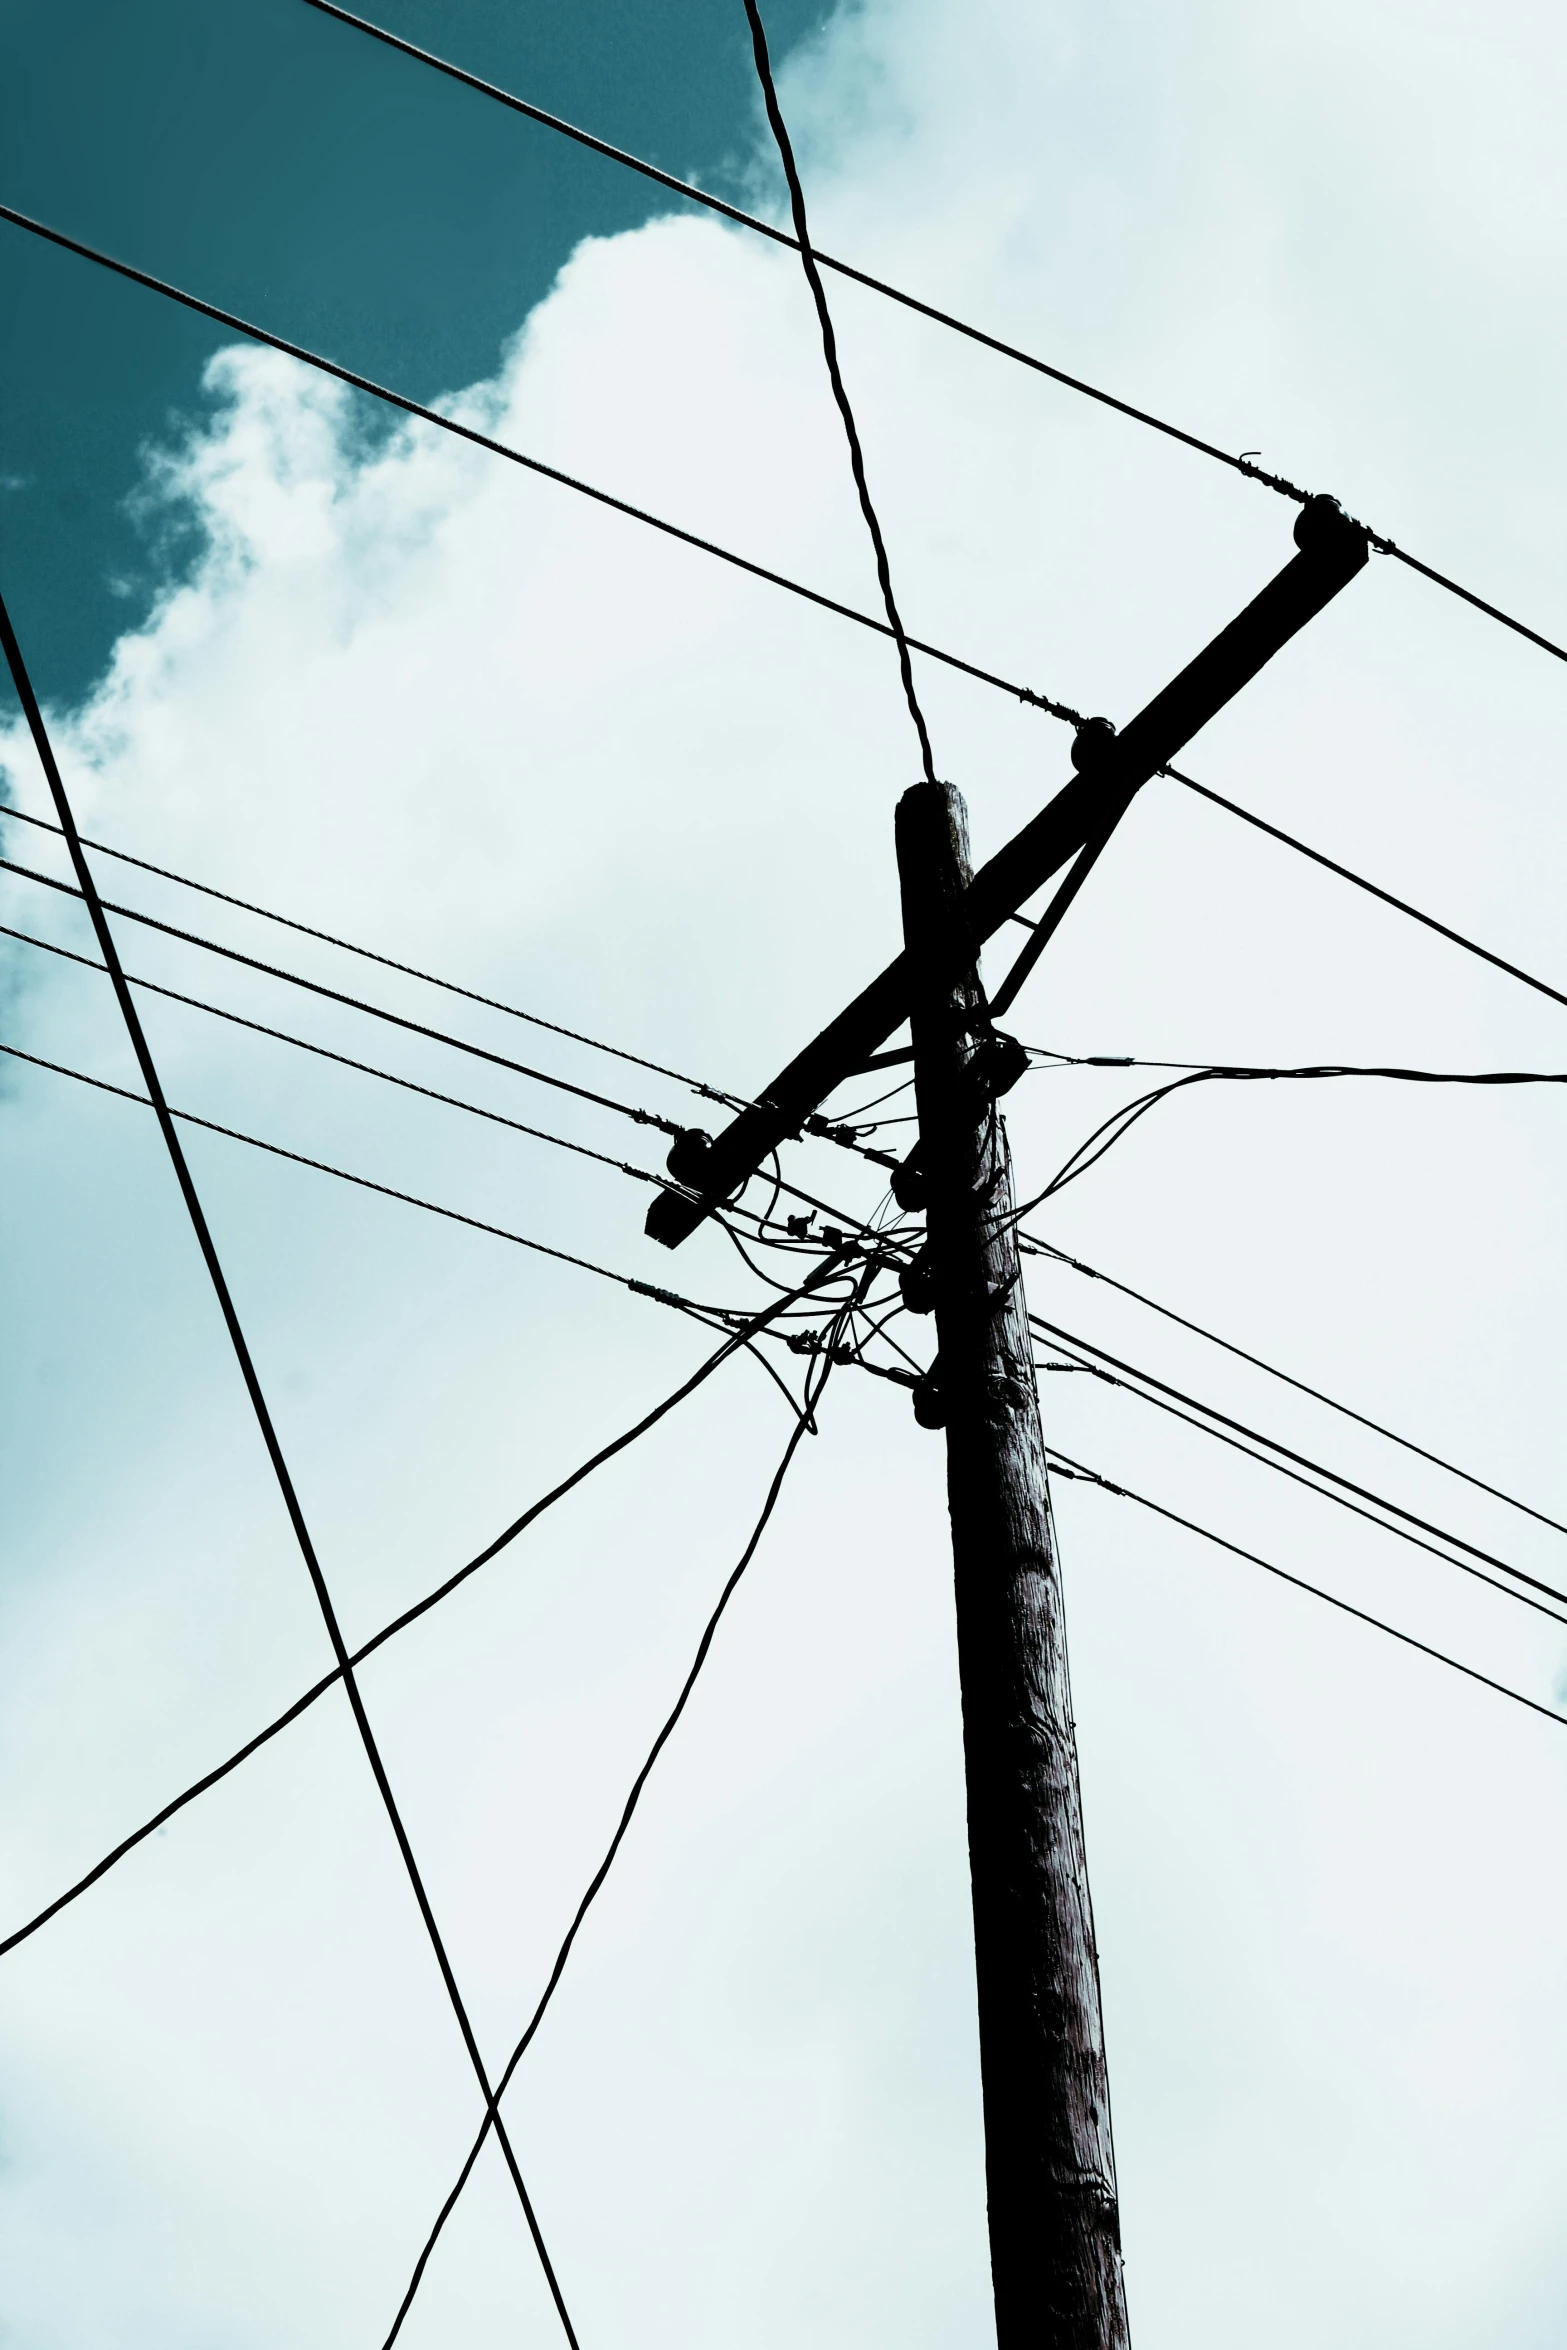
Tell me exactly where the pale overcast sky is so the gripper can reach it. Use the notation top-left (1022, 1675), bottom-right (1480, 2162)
top-left (4, 2), bottom-right (1567, 2345)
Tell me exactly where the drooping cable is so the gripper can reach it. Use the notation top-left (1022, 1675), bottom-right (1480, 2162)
top-left (1009, 1053), bottom-right (1567, 1216)
top-left (380, 1284), bottom-right (860, 2347)
top-left (0, 1256), bottom-right (852, 1964)
top-left (1027, 1046), bottom-right (1567, 1083)
top-left (1049, 1451), bottom-right (1567, 1732)
top-left (740, 0), bottom-right (937, 782)
top-left (296, 0), bottom-right (1567, 674)
top-left (0, 587), bottom-right (580, 2344)
top-left (0, 202), bottom-right (1080, 724)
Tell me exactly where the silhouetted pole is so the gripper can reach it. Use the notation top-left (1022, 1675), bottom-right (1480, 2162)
top-left (897, 778), bottom-right (1129, 2350)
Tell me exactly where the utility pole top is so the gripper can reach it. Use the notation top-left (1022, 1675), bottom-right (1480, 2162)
top-left (645, 508), bottom-right (1366, 1250)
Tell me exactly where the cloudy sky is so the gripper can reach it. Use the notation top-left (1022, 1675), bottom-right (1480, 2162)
top-left (4, 0), bottom-right (1567, 2344)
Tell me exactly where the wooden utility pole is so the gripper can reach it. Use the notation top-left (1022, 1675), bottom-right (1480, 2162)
top-left (897, 777), bottom-right (1129, 2349)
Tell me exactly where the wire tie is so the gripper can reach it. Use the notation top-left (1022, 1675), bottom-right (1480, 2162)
top-left (627, 1279), bottom-right (685, 1308)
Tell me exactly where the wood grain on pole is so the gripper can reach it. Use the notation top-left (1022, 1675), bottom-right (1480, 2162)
top-left (898, 778), bottom-right (1129, 2350)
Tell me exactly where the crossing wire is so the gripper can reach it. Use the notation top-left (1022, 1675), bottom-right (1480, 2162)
top-left (12, 830), bottom-right (1564, 1570)
top-left (2, 228), bottom-right (1564, 1021)
top-left (9, 782), bottom-right (1567, 1159)
top-left (0, 919), bottom-right (678, 1193)
top-left (0, 586), bottom-right (582, 2348)
top-left (380, 1283), bottom-right (862, 2349)
top-left (0, 801), bottom-right (750, 1109)
top-left (0, 1255), bottom-right (853, 1964)
top-left (25, 1004), bottom-right (1555, 1646)
top-left (0, 845), bottom-right (688, 1135)
top-left (3, 203), bottom-right (1559, 1051)
top-left (1049, 1451), bottom-right (1567, 1733)
top-left (741, 0), bottom-right (937, 783)
top-left (0, 824), bottom-right (903, 1177)
top-left (0, 1035), bottom-right (736, 1321)
top-left (0, 200), bottom-right (1082, 725)
top-left (297, 0), bottom-right (1567, 673)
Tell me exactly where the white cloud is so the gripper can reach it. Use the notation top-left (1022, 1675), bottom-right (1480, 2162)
top-left (5, 0), bottom-right (1567, 2342)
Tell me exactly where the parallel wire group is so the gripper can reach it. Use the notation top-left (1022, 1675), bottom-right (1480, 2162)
top-left (4, 0), bottom-right (1567, 2328)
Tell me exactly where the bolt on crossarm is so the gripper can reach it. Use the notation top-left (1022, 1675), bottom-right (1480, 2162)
top-left (898, 777), bottom-right (1129, 2349)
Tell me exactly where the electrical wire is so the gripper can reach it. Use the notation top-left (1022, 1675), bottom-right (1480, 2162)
top-left (741, 0), bottom-right (937, 783)
top-left (297, 0), bottom-right (1567, 673)
top-left (1169, 768), bottom-right (1567, 1019)
top-left (1027, 1309), bottom-right (1567, 1618)
top-left (0, 823), bottom-right (905, 1183)
top-left (0, 1258), bottom-right (849, 1964)
top-left (0, 799), bottom-right (750, 1108)
top-left (1024, 1046), bottom-right (1567, 1083)
top-left (290, 3), bottom-right (1289, 490)
top-left (0, 847), bottom-right (686, 1135)
top-left (1035, 1333), bottom-right (1566, 1628)
top-left (1009, 1051), bottom-right (1567, 1218)
top-left (1048, 1450), bottom-right (1567, 1733)
top-left (0, 918), bottom-right (676, 1189)
top-left (0, 585), bottom-right (581, 2348)
top-left (0, 1034), bottom-right (734, 1321)
top-left (25, 984), bottom-right (1550, 1636)
top-left (1018, 1231), bottom-right (1567, 1543)
top-left (379, 1280), bottom-right (860, 2347)
top-left (0, 201), bottom-right (1080, 726)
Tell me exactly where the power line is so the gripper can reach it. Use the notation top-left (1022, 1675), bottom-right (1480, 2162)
top-left (1020, 1233), bottom-right (1567, 1543)
top-left (5, 223), bottom-right (1561, 1064)
top-left (0, 902), bottom-right (903, 1265)
top-left (291, 2), bottom-right (1299, 493)
top-left (26, 981), bottom-right (1553, 1635)
top-left (1036, 1330), bottom-right (1567, 1634)
top-left (0, 200), bottom-right (1081, 726)
top-left (296, 0), bottom-right (1567, 674)
top-left (1029, 1047), bottom-right (1567, 1084)
top-left (1027, 1308), bottom-right (1567, 1618)
top-left (0, 847), bottom-right (687, 1136)
top-left (23, 821), bottom-right (1557, 1584)
top-left (0, 918), bottom-right (678, 1192)
top-left (1049, 1450), bottom-right (1567, 1734)
top-left (0, 800), bottom-right (750, 1109)
top-left (380, 1302), bottom-right (855, 2347)
top-left (1169, 769), bottom-right (1567, 1018)
top-left (11, 759), bottom-right (1565, 1139)
top-left (0, 814), bottom-right (902, 1178)
top-left (1011, 1054), bottom-right (1567, 1210)
top-left (0, 585), bottom-right (582, 2348)
top-left (0, 1257), bottom-right (853, 1965)
top-left (741, 0), bottom-right (937, 784)
top-left (0, 1035), bottom-right (737, 1323)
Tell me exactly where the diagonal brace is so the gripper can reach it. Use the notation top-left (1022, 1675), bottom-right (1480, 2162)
top-left (647, 497), bottom-right (1367, 1248)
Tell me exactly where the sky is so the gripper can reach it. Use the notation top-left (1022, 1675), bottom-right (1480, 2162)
top-left (4, 1), bottom-right (1567, 2346)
